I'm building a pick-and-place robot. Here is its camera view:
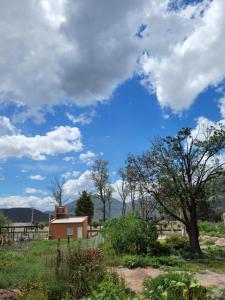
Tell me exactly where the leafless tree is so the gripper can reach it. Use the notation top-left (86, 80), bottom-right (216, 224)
top-left (49, 177), bottom-right (65, 206)
top-left (91, 160), bottom-right (112, 222)
top-left (117, 167), bottom-right (130, 215)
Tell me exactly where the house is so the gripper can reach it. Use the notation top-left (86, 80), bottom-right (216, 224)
top-left (49, 205), bottom-right (88, 240)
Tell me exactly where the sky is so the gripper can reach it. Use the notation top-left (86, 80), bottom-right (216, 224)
top-left (0, 0), bottom-right (225, 211)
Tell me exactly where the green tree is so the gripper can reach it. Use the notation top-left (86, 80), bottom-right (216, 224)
top-left (129, 126), bottom-right (225, 256)
top-left (0, 211), bottom-right (9, 228)
top-left (75, 191), bottom-right (94, 223)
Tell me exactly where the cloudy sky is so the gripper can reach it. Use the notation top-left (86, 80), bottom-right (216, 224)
top-left (0, 0), bottom-right (225, 211)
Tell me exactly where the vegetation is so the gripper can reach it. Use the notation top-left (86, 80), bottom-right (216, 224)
top-left (127, 126), bottom-right (225, 256)
top-left (0, 211), bottom-right (9, 227)
top-left (199, 221), bottom-right (225, 237)
top-left (102, 214), bottom-right (158, 255)
top-left (91, 159), bottom-right (114, 221)
top-left (143, 273), bottom-right (207, 300)
top-left (84, 272), bottom-right (137, 300)
top-left (75, 190), bottom-right (94, 223)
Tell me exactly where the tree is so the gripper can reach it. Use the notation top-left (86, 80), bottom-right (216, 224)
top-left (49, 177), bottom-right (65, 206)
top-left (75, 191), bottom-right (94, 223)
top-left (91, 160), bottom-right (112, 222)
top-left (117, 167), bottom-right (130, 215)
top-left (129, 126), bottom-right (225, 256)
top-left (0, 211), bottom-right (8, 227)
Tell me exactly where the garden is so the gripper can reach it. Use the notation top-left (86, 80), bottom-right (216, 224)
top-left (1, 214), bottom-right (225, 299)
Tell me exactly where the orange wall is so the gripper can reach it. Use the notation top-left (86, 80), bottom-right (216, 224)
top-left (49, 217), bottom-right (88, 240)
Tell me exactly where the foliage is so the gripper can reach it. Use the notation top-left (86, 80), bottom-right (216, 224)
top-left (206, 246), bottom-right (225, 258)
top-left (128, 125), bottom-right (225, 255)
top-left (165, 235), bottom-right (190, 255)
top-left (0, 211), bottom-right (9, 227)
top-left (63, 247), bottom-right (105, 299)
top-left (122, 255), bottom-right (184, 269)
top-left (102, 214), bottom-right (158, 255)
top-left (84, 272), bottom-right (137, 300)
top-left (143, 273), bottom-right (207, 300)
top-left (199, 221), bottom-right (225, 237)
top-left (75, 190), bottom-right (94, 223)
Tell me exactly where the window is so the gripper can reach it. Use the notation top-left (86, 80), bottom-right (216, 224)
top-left (67, 227), bottom-right (73, 236)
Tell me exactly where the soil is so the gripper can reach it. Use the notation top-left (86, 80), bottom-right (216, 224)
top-left (114, 267), bottom-right (225, 293)
top-left (0, 289), bottom-right (20, 300)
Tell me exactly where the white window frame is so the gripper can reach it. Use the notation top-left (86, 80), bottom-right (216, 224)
top-left (67, 227), bottom-right (73, 236)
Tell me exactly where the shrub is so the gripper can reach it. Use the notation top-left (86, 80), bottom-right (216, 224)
top-left (165, 235), bottom-right (190, 255)
top-left (102, 214), bottom-right (158, 255)
top-left (66, 247), bottom-right (105, 299)
top-left (199, 221), bottom-right (225, 237)
top-left (143, 273), bottom-right (207, 300)
top-left (84, 272), bottom-right (137, 300)
top-left (122, 255), bottom-right (183, 269)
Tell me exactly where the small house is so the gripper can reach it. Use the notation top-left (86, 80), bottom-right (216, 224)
top-left (49, 205), bottom-right (88, 240)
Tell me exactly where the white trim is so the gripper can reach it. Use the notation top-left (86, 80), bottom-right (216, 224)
top-left (51, 217), bottom-right (86, 224)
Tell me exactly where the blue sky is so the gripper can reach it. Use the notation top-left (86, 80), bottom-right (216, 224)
top-left (0, 0), bottom-right (225, 210)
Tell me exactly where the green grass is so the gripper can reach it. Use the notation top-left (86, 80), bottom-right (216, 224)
top-left (199, 221), bottom-right (225, 238)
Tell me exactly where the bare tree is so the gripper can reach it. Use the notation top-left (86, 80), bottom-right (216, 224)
top-left (49, 177), bottom-right (65, 206)
top-left (125, 157), bottom-right (137, 212)
top-left (136, 182), bottom-right (156, 221)
top-left (117, 167), bottom-right (130, 215)
top-left (91, 160), bottom-right (111, 222)
top-left (106, 184), bottom-right (114, 219)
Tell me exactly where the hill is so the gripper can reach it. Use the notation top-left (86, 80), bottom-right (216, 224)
top-left (0, 208), bottom-right (49, 223)
top-left (67, 195), bottom-right (122, 220)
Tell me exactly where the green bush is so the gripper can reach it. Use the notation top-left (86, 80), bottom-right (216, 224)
top-left (122, 255), bottom-right (183, 269)
top-left (165, 235), bottom-right (190, 255)
top-left (199, 221), bottom-right (225, 237)
top-left (84, 272), bottom-right (137, 300)
top-left (143, 273), bottom-right (207, 300)
top-left (102, 214), bottom-right (158, 255)
top-left (65, 247), bottom-right (105, 299)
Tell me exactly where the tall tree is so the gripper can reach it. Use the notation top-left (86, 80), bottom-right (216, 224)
top-left (129, 126), bottom-right (225, 256)
top-left (91, 159), bottom-right (112, 222)
top-left (125, 157), bottom-right (137, 212)
top-left (117, 167), bottom-right (130, 215)
top-left (75, 191), bottom-right (94, 224)
top-left (49, 177), bottom-right (65, 206)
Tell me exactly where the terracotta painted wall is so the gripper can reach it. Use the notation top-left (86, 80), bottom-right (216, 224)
top-left (49, 218), bottom-right (88, 240)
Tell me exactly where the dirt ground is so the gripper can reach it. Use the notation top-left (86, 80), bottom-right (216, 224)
top-left (0, 289), bottom-right (19, 300)
top-left (114, 267), bottom-right (225, 293)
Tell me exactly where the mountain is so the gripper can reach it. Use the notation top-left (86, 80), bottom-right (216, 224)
top-left (67, 195), bottom-right (123, 221)
top-left (0, 208), bottom-right (50, 223)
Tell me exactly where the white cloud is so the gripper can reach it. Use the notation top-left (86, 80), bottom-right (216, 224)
top-left (0, 0), bottom-right (224, 115)
top-left (79, 151), bottom-right (96, 165)
top-left (64, 170), bottom-right (95, 198)
top-left (61, 171), bottom-right (80, 180)
top-left (66, 110), bottom-right (96, 125)
top-left (0, 116), bottom-right (18, 135)
top-left (0, 195), bottom-right (55, 211)
top-left (141, 0), bottom-right (225, 111)
top-left (29, 174), bottom-right (45, 181)
top-left (0, 126), bottom-right (82, 160)
top-left (219, 97), bottom-right (225, 118)
top-left (24, 187), bottom-right (40, 194)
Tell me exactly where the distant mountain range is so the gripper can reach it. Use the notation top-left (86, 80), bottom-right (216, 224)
top-left (0, 208), bottom-right (49, 223)
top-left (67, 195), bottom-right (123, 220)
top-left (0, 196), bottom-right (123, 223)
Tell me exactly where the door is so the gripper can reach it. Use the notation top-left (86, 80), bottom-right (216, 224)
top-left (77, 227), bottom-right (83, 239)
top-left (67, 227), bottom-right (73, 236)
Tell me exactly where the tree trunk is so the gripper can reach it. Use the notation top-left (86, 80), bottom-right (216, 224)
top-left (122, 201), bottom-right (126, 216)
top-left (103, 201), bottom-right (106, 222)
top-left (186, 220), bottom-right (202, 257)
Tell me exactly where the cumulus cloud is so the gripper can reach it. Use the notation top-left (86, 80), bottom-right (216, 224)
top-left (66, 110), bottom-right (96, 125)
top-left (0, 116), bottom-right (18, 135)
top-left (0, 126), bottom-right (82, 160)
top-left (24, 187), bottom-right (41, 194)
top-left (61, 171), bottom-right (80, 180)
top-left (219, 97), bottom-right (225, 118)
top-left (141, 0), bottom-right (225, 111)
top-left (64, 170), bottom-right (95, 198)
top-left (0, 195), bottom-right (55, 211)
top-left (0, 0), bottom-right (224, 115)
top-left (79, 151), bottom-right (96, 165)
top-left (28, 174), bottom-right (46, 181)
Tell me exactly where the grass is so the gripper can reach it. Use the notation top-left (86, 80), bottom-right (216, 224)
top-left (199, 221), bottom-right (225, 238)
top-left (0, 237), bottom-right (102, 290)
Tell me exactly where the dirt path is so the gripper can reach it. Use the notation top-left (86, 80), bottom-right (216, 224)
top-left (114, 267), bottom-right (225, 293)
